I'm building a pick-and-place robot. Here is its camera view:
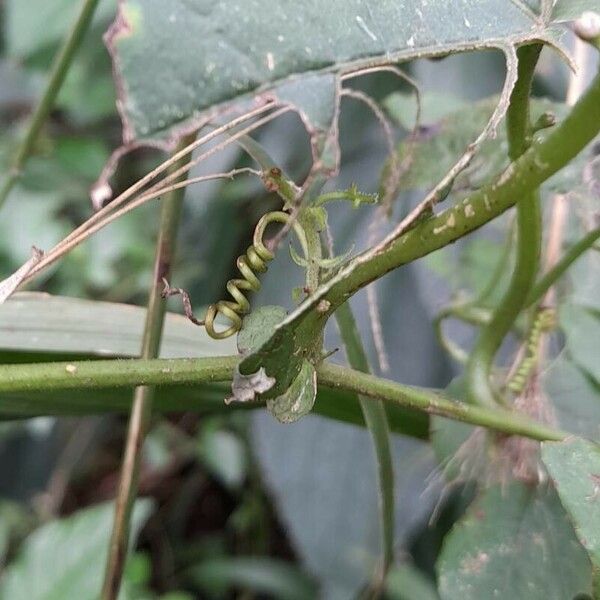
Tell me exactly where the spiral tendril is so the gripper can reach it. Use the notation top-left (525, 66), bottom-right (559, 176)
top-left (507, 307), bottom-right (556, 394)
top-left (163, 210), bottom-right (309, 340)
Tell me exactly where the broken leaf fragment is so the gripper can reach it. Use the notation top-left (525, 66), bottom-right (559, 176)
top-left (266, 359), bottom-right (317, 424)
top-left (227, 367), bottom-right (276, 405)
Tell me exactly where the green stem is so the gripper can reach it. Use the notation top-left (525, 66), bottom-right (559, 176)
top-left (334, 302), bottom-right (395, 577)
top-left (0, 356), bottom-right (238, 392)
top-left (317, 363), bottom-right (566, 442)
top-left (102, 135), bottom-right (194, 600)
top-left (0, 356), bottom-right (568, 442)
top-left (526, 226), bottom-right (600, 306)
top-left (467, 44), bottom-right (542, 407)
top-left (0, 0), bottom-right (101, 211)
top-left (295, 67), bottom-right (600, 345)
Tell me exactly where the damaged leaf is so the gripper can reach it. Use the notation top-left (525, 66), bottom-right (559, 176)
top-left (266, 359), bottom-right (317, 423)
top-left (107, 0), bottom-right (596, 143)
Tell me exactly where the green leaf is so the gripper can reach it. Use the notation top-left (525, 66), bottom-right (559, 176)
top-left (198, 428), bottom-right (247, 490)
top-left (560, 303), bottom-right (600, 383)
top-left (237, 305), bottom-right (288, 356)
top-left (0, 500), bottom-right (153, 600)
top-left (266, 359), bottom-right (317, 423)
top-left (436, 483), bottom-right (592, 600)
top-left (0, 292), bottom-right (237, 358)
top-left (385, 564), bottom-right (439, 600)
top-left (5, 0), bottom-right (116, 58)
top-left (542, 438), bottom-right (600, 586)
top-left (185, 557), bottom-right (317, 600)
top-left (390, 96), bottom-right (572, 193)
top-left (108, 0), bottom-right (586, 142)
top-left (543, 357), bottom-right (600, 440)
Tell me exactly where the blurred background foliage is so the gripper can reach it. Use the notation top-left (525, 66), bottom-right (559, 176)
top-left (0, 1), bottom-right (599, 599)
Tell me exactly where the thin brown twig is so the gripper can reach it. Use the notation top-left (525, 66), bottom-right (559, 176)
top-left (21, 110), bottom-right (289, 284)
top-left (29, 103), bottom-right (277, 269)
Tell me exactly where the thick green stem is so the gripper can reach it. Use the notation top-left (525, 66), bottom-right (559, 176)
top-left (0, 356), bottom-right (238, 392)
top-left (0, 356), bottom-right (568, 442)
top-left (334, 302), bottom-right (395, 577)
top-left (467, 44), bottom-right (542, 407)
top-left (0, 0), bottom-right (101, 211)
top-left (317, 363), bottom-right (566, 442)
top-left (102, 135), bottom-right (194, 600)
top-left (295, 67), bottom-right (600, 347)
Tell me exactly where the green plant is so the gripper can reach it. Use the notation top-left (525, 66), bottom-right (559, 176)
top-left (1, 1), bottom-right (600, 599)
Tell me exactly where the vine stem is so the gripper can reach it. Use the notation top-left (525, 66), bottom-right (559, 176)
top-left (101, 135), bottom-right (195, 600)
top-left (466, 44), bottom-right (543, 408)
top-left (0, 0), bottom-right (101, 211)
top-left (0, 356), bottom-right (568, 442)
top-left (334, 302), bottom-right (395, 583)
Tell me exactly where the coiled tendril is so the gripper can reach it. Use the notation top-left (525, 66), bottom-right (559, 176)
top-left (507, 307), bottom-right (556, 394)
top-left (163, 210), bottom-right (309, 340)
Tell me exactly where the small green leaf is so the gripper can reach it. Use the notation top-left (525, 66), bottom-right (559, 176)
top-left (0, 500), bottom-right (153, 600)
top-left (267, 359), bottom-right (317, 424)
top-left (542, 438), bottom-right (600, 574)
top-left (237, 305), bottom-right (288, 356)
top-left (436, 483), bottom-right (592, 600)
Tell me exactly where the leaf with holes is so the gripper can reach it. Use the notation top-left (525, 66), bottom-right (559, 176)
top-left (107, 0), bottom-right (600, 143)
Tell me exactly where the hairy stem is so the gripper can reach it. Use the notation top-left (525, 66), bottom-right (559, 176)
top-left (101, 135), bottom-right (194, 600)
top-left (0, 356), bottom-right (568, 442)
top-left (0, 0), bottom-right (101, 211)
top-left (334, 302), bottom-right (395, 578)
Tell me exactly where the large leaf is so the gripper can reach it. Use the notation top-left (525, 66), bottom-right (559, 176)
top-left (436, 483), bottom-right (592, 600)
top-left (542, 437), bottom-right (600, 588)
top-left (0, 292), bottom-right (236, 358)
top-left (107, 0), bottom-right (598, 142)
top-left (252, 414), bottom-right (438, 600)
top-left (0, 500), bottom-right (152, 600)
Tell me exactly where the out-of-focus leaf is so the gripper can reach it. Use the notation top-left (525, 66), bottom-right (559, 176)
top-left (436, 483), bottom-right (592, 600)
top-left (0, 499), bottom-right (153, 600)
top-left (108, 0), bottom-right (592, 142)
top-left (185, 557), bottom-right (317, 600)
top-left (543, 357), bottom-right (600, 440)
top-left (390, 96), bottom-right (573, 193)
top-left (5, 0), bottom-right (116, 59)
top-left (384, 91), bottom-right (466, 132)
top-left (385, 564), bottom-right (440, 600)
top-left (542, 438), bottom-right (600, 579)
top-left (0, 292), bottom-right (237, 358)
top-left (252, 413), bottom-right (438, 600)
top-left (560, 303), bottom-right (600, 384)
top-left (198, 428), bottom-right (247, 490)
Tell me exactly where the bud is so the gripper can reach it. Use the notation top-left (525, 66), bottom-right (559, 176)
top-left (573, 11), bottom-right (600, 45)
